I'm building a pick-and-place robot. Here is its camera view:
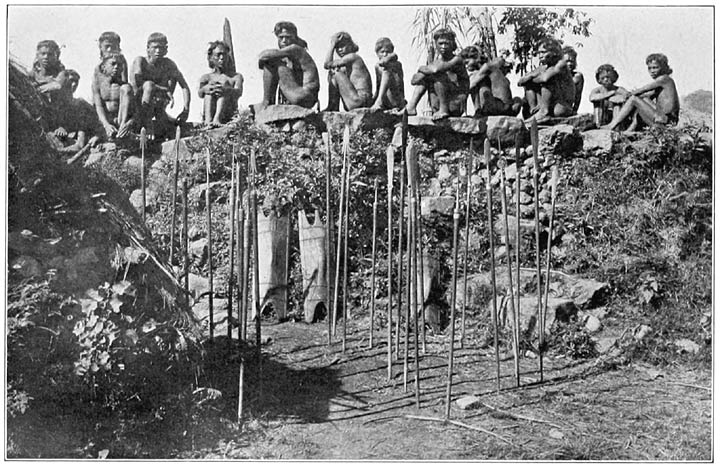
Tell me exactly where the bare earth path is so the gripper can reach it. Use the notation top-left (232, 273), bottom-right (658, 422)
top-left (187, 316), bottom-right (712, 460)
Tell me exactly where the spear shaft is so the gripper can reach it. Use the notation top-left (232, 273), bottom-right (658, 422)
top-left (461, 139), bottom-right (473, 348)
top-left (325, 131), bottom-right (334, 344)
top-left (530, 118), bottom-right (544, 381)
top-left (499, 156), bottom-right (519, 387)
top-left (445, 182), bottom-right (461, 419)
top-left (386, 146), bottom-right (394, 380)
top-left (140, 127), bottom-right (147, 224)
top-left (369, 179), bottom-right (379, 349)
top-left (227, 154), bottom-right (236, 339)
top-left (169, 126), bottom-right (181, 265)
top-left (206, 148), bottom-right (214, 341)
top-left (485, 139), bottom-right (501, 392)
top-left (515, 139), bottom-right (522, 387)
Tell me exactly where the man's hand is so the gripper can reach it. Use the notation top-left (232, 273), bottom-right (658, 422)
top-left (103, 122), bottom-right (118, 138)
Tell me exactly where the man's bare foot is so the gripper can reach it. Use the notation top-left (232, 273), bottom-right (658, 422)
top-left (210, 121), bottom-right (222, 128)
top-left (393, 106), bottom-right (415, 116)
top-left (370, 103), bottom-right (383, 112)
top-left (432, 110), bottom-right (450, 121)
top-left (117, 121), bottom-right (133, 139)
top-left (251, 102), bottom-right (270, 115)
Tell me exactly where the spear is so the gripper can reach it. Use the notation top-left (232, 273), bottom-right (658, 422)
top-left (445, 180), bottom-right (461, 419)
top-left (332, 139), bottom-right (347, 342)
top-left (403, 175), bottom-right (412, 392)
top-left (140, 127), bottom-right (147, 223)
top-left (485, 138), bottom-right (501, 392)
top-left (460, 138), bottom-right (473, 348)
top-left (236, 155), bottom-right (244, 341)
top-left (250, 149), bottom-right (261, 364)
top-left (240, 163), bottom-right (250, 341)
top-left (408, 142), bottom-right (426, 353)
top-left (183, 179), bottom-right (189, 303)
top-left (369, 178), bottom-right (379, 349)
top-left (498, 155), bottom-right (520, 387)
top-left (169, 125), bottom-right (181, 265)
top-left (227, 153), bottom-right (236, 339)
top-left (406, 142), bottom-right (421, 405)
top-left (515, 137), bottom-right (522, 386)
top-left (396, 110), bottom-right (408, 358)
top-left (530, 118), bottom-right (544, 381)
top-left (206, 147), bottom-right (214, 341)
top-left (386, 145), bottom-right (394, 380)
top-left (542, 166), bottom-right (559, 374)
top-left (342, 126), bottom-right (351, 353)
top-left (325, 131), bottom-right (334, 345)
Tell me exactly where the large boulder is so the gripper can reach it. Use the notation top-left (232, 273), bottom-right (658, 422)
top-left (322, 108), bottom-right (399, 133)
top-left (538, 124), bottom-right (583, 157)
top-left (582, 128), bottom-right (614, 156)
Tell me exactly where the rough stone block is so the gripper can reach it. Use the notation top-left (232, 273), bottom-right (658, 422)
top-left (421, 196), bottom-right (455, 216)
top-left (322, 108), bottom-right (400, 133)
top-left (456, 395), bottom-right (483, 410)
top-left (582, 128), bottom-right (614, 155)
top-left (408, 115), bottom-right (487, 135)
top-left (253, 104), bottom-right (318, 126)
top-left (538, 124), bottom-right (583, 157)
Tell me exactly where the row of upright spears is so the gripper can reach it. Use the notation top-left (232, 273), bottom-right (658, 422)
top-left (137, 115), bottom-right (558, 424)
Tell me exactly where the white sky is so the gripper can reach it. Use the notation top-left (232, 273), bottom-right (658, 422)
top-left (6, 4), bottom-right (715, 120)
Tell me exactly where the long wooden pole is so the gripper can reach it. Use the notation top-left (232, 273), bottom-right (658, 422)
top-left (530, 118), bottom-right (544, 381)
top-left (206, 147), bottom-right (214, 341)
top-left (227, 154), bottom-right (236, 339)
top-left (445, 181), bottom-right (461, 419)
top-left (407, 142), bottom-right (426, 354)
top-left (542, 166), bottom-right (559, 369)
top-left (386, 146), bottom-right (394, 380)
top-left (332, 150), bottom-right (347, 342)
top-left (396, 110), bottom-right (408, 358)
top-left (169, 125), bottom-right (181, 265)
top-left (325, 131), bottom-right (334, 345)
top-left (342, 144), bottom-right (350, 354)
top-left (240, 159), bottom-right (250, 341)
top-left (183, 179), bottom-right (189, 302)
top-left (140, 127), bottom-right (147, 224)
top-left (484, 138), bottom-right (501, 392)
top-left (236, 156), bottom-right (244, 341)
top-left (498, 156), bottom-right (520, 387)
top-left (369, 179), bottom-right (379, 349)
top-left (515, 138), bottom-right (522, 387)
top-left (250, 149), bottom-right (261, 364)
top-left (460, 138), bottom-right (473, 348)
top-left (403, 179), bottom-right (412, 392)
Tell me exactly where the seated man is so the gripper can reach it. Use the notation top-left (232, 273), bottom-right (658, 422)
top-left (518, 37), bottom-right (575, 122)
top-left (323, 31), bottom-right (373, 111)
top-left (92, 52), bottom-right (135, 139)
top-left (588, 64), bottom-right (628, 127)
top-left (199, 40), bottom-right (244, 127)
top-left (562, 46), bottom-right (584, 114)
top-left (130, 32), bottom-right (191, 136)
top-left (370, 37), bottom-right (405, 111)
top-left (255, 21), bottom-right (320, 112)
top-left (602, 53), bottom-right (679, 132)
top-left (55, 70), bottom-right (101, 152)
top-left (29, 39), bottom-right (71, 131)
top-left (461, 45), bottom-right (522, 117)
top-left (404, 28), bottom-right (468, 120)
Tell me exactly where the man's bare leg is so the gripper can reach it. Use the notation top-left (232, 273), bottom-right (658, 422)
top-left (117, 84), bottom-right (134, 138)
top-left (602, 96), bottom-right (659, 131)
top-left (253, 65), bottom-right (280, 114)
top-left (212, 96), bottom-right (227, 127)
top-left (371, 69), bottom-right (391, 111)
top-left (274, 65), bottom-right (317, 108)
top-left (333, 68), bottom-right (367, 110)
top-left (324, 71), bottom-right (341, 111)
top-left (203, 95), bottom-right (215, 125)
top-left (431, 79), bottom-right (451, 120)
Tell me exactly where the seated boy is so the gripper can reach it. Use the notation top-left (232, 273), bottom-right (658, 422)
top-left (199, 40), bottom-right (244, 127)
top-left (588, 64), bottom-right (628, 127)
top-left (55, 70), bottom-right (101, 152)
top-left (461, 45), bottom-right (522, 117)
top-left (92, 52), bottom-right (135, 139)
top-left (404, 28), bottom-right (468, 120)
top-left (370, 37), bottom-right (405, 111)
top-left (323, 32), bottom-right (373, 111)
top-left (518, 37), bottom-right (575, 122)
top-left (602, 53), bottom-right (679, 132)
top-left (562, 46), bottom-right (584, 114)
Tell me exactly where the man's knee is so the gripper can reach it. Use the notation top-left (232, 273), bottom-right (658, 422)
top-left (120, 84), bottom-right (133, 96)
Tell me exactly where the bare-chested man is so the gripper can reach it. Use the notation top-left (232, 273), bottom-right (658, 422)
top-left (94, 31), bottom-right (128, 84)
top-left (255, 21), bottom-right (320, 112)
top-left (404, 28), bottom-right (469, 120)
top-left (589, 64), bottom-right (628, 127)
top-left (199, 41), bottom-right (244, 127)
top-left (602, 53), bottom-right (679, 132)
top-left (30, 39), bottom-right (71, 131)
top-left (323, 32), bottom-right (373, 111)
top-left (56, 70), bottom-right (101, 152)
top-left (518, 37), bottom-right (575, 122)
top-left (370, 37), bottom-right (405, 111)
top-left (461, 45), bottom-right (522, 117)
top-left (130, 32), bottom-right (191, 134)
top-left (562, 46), bottom-right (584, 114)
top-left (92, 52), bottom-right (135, 139)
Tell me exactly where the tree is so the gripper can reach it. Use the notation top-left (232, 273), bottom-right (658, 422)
top-left (411, 6), bottom-right (593, 73)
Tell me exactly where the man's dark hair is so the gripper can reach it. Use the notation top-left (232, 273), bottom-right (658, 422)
top-left (147, 32), bottom-right (168, 47)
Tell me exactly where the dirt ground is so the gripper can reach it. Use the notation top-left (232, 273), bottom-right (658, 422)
top-left (180, 312), bottom-right (712, 461)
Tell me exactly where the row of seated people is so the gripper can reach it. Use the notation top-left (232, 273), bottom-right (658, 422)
top-left (29, 21), bottom-right (679, 150)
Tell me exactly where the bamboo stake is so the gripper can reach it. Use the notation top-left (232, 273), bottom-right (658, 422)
top-left (332, 144), bottom-right (347, 342)
top-left (227, 154), bottom-right (236, 339)
top-left (369, 179), bottom-right (379, 349)
top-left (484, 138), bottom-right (501, 392)
top-left (235, 157), bottom-right (244, 341)
top-left (169, 125), bottom-right (181, 265)
top-left (396, 110), bottom-right (408, 358)
top-left (183, 179), bottom-right (189, 302)
top-left (530, 118), bottom-right (544, 381)
top-left (460, 138), bottom-right (473, 348)
top-left (542, 166), bottom-right (559, 364)
top-left (498, 156), bottom-right (519, 387)
top-left (240, 162), bottom-right (250, 341)
top-left (325, 131), bottom-right (334, 345)
top-left (415, 182), bottom-right (427, 354)
top-left (386, 145), bottom-right (394, 380)
top-left (237, 358), bottom-right (244, 423)
top-left (408, 142), bottom-right (426, 354)
top-left (410, 188), bottom-right (420, 408)
top-left (206, 147), bottom-right (214, 341)
top-left (403, 179), bottom-right (412, 392)
top-left (515, 138), bottom-right (522, 387)
top-left (250, 149), bottom-right (261, 365)
top-left (140, 127), bottom-right (147, 223)
top-left (445, 181), bottom-right (461, 419)
top-left (342, 138), bottom-right (350, 354)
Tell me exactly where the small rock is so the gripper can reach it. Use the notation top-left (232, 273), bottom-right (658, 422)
top-left (123, 156), bottom-right (143, 171)
top-left (634, 324), bottom-right (653, 341)
top-left (674, 338), bottom-right (701, 354)
top-left (189, 238), bottom-right (209, 263)
top-left (584, 314), bottom-right (602, 333)
top-left (455, 395), bottom-right (483, 410)
top-left (582, 128), bottom-right (614, 155)
top-left (437, 164), bottom-right (452, 181)
top-left (421, 196), bottom-right (455, 216)
top-left (427, 178), bottom-right (442, 196)
top-left (187, 273), bottom-right (210, 299)
top-left (594, 337), bottom-right (618, 354)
